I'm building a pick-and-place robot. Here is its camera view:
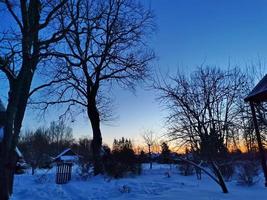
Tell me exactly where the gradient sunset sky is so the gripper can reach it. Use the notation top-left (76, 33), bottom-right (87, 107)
top-left (1, 0), bottom-right (267, 146)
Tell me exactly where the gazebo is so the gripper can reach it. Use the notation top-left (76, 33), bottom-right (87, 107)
top-left (244, 74), bottom-right (267, 187)
top-left (53, 148), bottom-right (80, 184)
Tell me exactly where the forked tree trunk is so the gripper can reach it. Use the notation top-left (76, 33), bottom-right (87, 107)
top-left (87, 99), bottom-right (103, 175)
top-left (210, 161), bottom-right (228, 193)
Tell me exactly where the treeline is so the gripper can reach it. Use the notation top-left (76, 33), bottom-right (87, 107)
top-left (154, 66), bottom-right (267, 192)
top-left (18, 122), bottom-right (174, 177)
top-left (154, 67), bottom-right (267, 157)
top-left (18, 120), bottom-right (92, 174)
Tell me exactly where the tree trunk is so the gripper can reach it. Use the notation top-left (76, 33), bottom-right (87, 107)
top-left (250, 102), bottom-right (267, 187)
top-left (211, 161), bottom-right (228, 193)
top-left (149, 145), bottom-right (152, 169)
top-left (0, 101), bottom-right (17, 200)
top-left (176, 158), bottom-right (228, 193)
top-left (0, 62), bottom-right (35, 199)
top-left (0, 166), bottom-right (10, 200)
top-left (0, 149), bottom-right (10, 200)
top-left (0, 143), bottom-right (17, 200)
top-left (87, 99), bottom-right (103, 175)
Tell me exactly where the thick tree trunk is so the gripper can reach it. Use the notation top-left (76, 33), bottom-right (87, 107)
top-left (0, 64), bottom-right (35, 199)
top-left (0, 100), bottom-right (18, 200)
top-left (0, 167), bottom-right (10, 200)
top-left (87, 99), bottom-right (103, 175)
top-left (0, 142), bottom-right (17, 200)
top-left (250, 102), bottom-right (267, 187)
top-left (0, 150), bottom-right (10, 200)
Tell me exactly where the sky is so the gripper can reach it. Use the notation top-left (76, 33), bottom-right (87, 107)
top-left (2, 0), bottom-right (267, 146)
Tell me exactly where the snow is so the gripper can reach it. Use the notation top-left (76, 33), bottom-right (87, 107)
top-left (53, 148), bottom-right (79, 162)
top-left (54, 148), bottom-right (72, 158)
top-left (60, 155), bottom-right (79, 162)
top-left (11, 164), bottom-right (267, 200)
top-left (0, 127), bottom-right (3, 142)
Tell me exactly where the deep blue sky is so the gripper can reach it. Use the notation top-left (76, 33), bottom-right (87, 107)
top-left (1, 0), bottom-right (267, 146)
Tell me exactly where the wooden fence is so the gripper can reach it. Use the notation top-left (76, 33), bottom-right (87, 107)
top-left (56, 163), bottom-right (73, 184)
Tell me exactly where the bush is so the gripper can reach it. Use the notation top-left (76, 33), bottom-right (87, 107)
top-left (178, 162), bottom-right (194, 176)
top-left (237, 161), bottom-right (259, 186)
top-left (219, 163), bottom-right (235, 181)
top-left (76, 162), bottom-right (92, 180)
top-left (103, 138), bottom-right (141, 178)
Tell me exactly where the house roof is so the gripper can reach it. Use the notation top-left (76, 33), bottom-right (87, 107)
top-left (245, 74), bottom-right (267, 102)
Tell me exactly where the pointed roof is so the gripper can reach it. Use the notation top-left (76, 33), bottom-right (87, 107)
top-left (245, 74), bottom-right (267, 102)
top-left (0, 99), bottom-right (5, 112)
top-left (53, 148), bottom-right (80, 163)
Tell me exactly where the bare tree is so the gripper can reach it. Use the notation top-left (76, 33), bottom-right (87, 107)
top-left (0, 1), bottom-right (76, 199)
top-left (155, 67), bottom-right (247, 158)
top-left (154, 66), bottom-right (248, 193)
top-left (142, 130), bottom-right (157, 169)
top-left (18, 120), bottom-right (73, 175)
top-left (48, 120), bottom-right (73, 154)
top-left (33, 0), bottom-right (155, 174)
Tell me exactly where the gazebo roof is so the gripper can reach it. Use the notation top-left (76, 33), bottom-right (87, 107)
top-left (53, 148), bottom-right (80, 163)
top-left (244, 74), bottom-right (267, 102)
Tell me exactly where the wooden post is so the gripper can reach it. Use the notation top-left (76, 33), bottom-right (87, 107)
top-left (250, 101), bottom-right (267, 187)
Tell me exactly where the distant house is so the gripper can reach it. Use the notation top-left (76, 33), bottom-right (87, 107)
top-left (53, 148), bottom-right (81, 163)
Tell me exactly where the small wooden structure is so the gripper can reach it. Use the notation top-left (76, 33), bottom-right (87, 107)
top-left (56, 162), bottom-right (73, 184)
top-left (53, 148), bottom-right (80, 184)
top-left (244, 74), bottom-right (267, 187)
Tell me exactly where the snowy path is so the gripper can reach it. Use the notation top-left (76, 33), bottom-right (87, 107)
top-left (11, 165), bottom-right (267, 200)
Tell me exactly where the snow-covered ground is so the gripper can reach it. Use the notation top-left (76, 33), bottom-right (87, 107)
top-left (11, 164), bottom-right (267, 200)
